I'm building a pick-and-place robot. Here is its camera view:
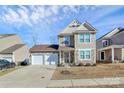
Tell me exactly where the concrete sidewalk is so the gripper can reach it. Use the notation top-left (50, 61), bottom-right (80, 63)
top-left (47, 77), bottom-right (124, 88)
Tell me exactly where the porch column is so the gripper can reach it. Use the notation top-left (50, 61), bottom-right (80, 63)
top-left (122, 48), bottom-right (124, 61)
top-left (69, 51), bottom-right (70, 64)
top-left (59, 51), bottom-right (61, 64)
top-left (63, 51), bottom-right (64, 63)
top-left (112, 47), bottom-right (115, 63)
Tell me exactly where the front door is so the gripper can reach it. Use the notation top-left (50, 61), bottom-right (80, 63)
top-left (100, 51), bottom-right (105, 61)
top-left (64, 52), bottom-right (70, 64)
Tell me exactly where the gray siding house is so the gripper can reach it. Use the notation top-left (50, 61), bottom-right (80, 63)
top-left (96, 27), bottom-right (124, 63)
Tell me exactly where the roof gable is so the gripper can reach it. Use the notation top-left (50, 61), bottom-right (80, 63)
top-left (59, 19), bottom-right (81, 35)
top-left (76, 21), bottom-right (96, 31)
top-left (97, 27), bottom-right (124, 41)
top-left (68, 19), bottom-right (81, 27)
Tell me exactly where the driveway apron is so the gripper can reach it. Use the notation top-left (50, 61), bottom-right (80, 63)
top-left (0, 65), bottom-right (56, 88)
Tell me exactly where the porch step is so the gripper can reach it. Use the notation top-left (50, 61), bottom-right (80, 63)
top-left (65, 63), bottom-right (70, 68)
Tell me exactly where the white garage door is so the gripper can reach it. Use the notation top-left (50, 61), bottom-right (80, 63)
top-left (32, 55), bottom-right (44, 65)
top-left (45, 53), bottom-right (58, 65)
top-left (31, 53), bottom-right (58, 65)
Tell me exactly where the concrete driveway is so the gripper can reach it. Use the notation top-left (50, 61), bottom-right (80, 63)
top-left (0, 65), bottom-right (56, 88)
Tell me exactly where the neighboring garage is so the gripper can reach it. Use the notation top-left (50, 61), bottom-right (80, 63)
top-left (0, 44), bottom-right (30, 65)
top-left (30, 44), bottom-right (59, 65)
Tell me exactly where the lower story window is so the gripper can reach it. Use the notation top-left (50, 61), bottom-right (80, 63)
top-left (79, 50), bottom-right (91, 60)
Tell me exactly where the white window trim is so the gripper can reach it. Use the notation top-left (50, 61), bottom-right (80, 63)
top-left (78, 49), bottom-right (92, 60)
top-left (64, 36), bottom-right (70, 46)
top-left (78, 33), bottom-right (91, 44)
top-left (122, 48), bottom-right (124, 61)
top-left (100, 51), bottom-right (106, 61)
top-left (102, 40), bottom-right (109, 47)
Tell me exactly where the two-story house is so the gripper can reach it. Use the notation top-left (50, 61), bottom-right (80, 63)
top-left (30, 20), bottom-right (96, 66)
top-left (58, 20), bottom-right (96, 66)
top-left (96, 27), bottom-right (124, 63)
top-left (0, 34), bottom-right (30, 65)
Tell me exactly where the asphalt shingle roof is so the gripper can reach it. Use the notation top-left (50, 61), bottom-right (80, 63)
top-left (0, 34), bottom-right (16, 39)
top-left (0, 44), bottom-right (25, 54)
top-left (30, 44), bottom-right (59, 53)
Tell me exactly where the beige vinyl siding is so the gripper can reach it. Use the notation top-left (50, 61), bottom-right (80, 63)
top-left (96, 50), bottom-right (99, 61)
top-left (74, 33), bottom-right (96, 49)
top-left (0, 35), bottom-right (23, 52)
top-left (105, 49), bottom-right (111, 61)
top-left (114, 48), bottom-right (122, 60)
top-left (75, 49), bottom-right (95, 64)
top-left (13, 45), bottom-right (30, 65)
top-left (74, 33), bottom-right (96, 64)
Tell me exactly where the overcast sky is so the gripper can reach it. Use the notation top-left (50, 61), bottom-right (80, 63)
top-left (0, 5), bottom-right (124, 47)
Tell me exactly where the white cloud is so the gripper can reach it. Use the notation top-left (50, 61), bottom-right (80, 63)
top-left (94, 15), bottom-right (124, 28)
top-left (0, 5), bottom-right (122, 28)
top-left (0, 5), bottom-right (81, 26)
top-left (91, 6), bottom-right (123, 23)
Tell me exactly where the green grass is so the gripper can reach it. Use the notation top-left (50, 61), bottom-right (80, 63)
top-left (0, 66), bottom-right (22, 77)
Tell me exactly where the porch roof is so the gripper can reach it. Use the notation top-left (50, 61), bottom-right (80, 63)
top-left (98, 45), bottom-right (124, 51)
top-left (59, 46), bottom-right (74, 51)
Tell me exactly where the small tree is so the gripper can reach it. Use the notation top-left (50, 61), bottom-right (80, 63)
top-left (32, 32), bottom-right (38, 45)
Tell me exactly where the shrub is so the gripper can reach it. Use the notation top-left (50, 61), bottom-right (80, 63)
top-left (57, 62), bottom-right (65, 67)
top-left (121, 60), bottom-right (124, 63)
top-left (61, 70), bottom-right (71, 74)
top-left (78, 62), bottom-right (84, 66)
top-left (85, 63), bottom-right (91, 66)
top-left (78, 62), bottom-right (96, 66)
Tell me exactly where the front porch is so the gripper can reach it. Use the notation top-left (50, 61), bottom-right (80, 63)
top-left (98, 45), bottom-right (124, 63)
top-left (59, 46), bottom-right (75, 66)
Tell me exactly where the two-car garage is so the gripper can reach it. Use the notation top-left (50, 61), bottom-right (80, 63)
top-left (30, 44), bottom-right (59, 66)
top-left (31, 53), bottom-right (58, 65)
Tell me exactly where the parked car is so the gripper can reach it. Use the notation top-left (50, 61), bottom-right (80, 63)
top-left (0, 61), bottom-right (6, 70)
top-left (20, 59), bottom-right (30, 66)
top-left (0, 59), bottom-right (16, 70)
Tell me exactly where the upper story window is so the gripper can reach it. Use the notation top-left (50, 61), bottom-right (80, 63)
top-left (102, 40), bottom-right (109, 47)
top-left (79, 33), bottom-right (90, 43)
top-left (63, 36), bottom-right (70, 46)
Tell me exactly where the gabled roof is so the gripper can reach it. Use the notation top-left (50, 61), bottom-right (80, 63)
top-left (68, 19), bottom-right (81, 27)
top-left (30, 44), bottom-right (59, 53)
top-left (59, 20), bottom-right (96, 36)
top-left (0, 34), bottom-right (16, 39)
top-left (0, 44), bottom-right (25, 54)
top-left (97, 27), bottom-right (124, 41)
top-left (76, 21), bottom-right (96, 31)
top-left (59, 19), bottom-right (81, 35)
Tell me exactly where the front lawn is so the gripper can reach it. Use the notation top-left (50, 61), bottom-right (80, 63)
top-left (52, 63), bottom-right (124, 80)
top-left (0, 66), bottom-right (22, 77)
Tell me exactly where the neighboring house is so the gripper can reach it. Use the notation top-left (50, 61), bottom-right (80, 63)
top-left (96, 27), bottom-right (124, 63)
top-left (30, 20), bottom-right (96, 66)
top-left (0, 34), bottom-right (30, 65)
